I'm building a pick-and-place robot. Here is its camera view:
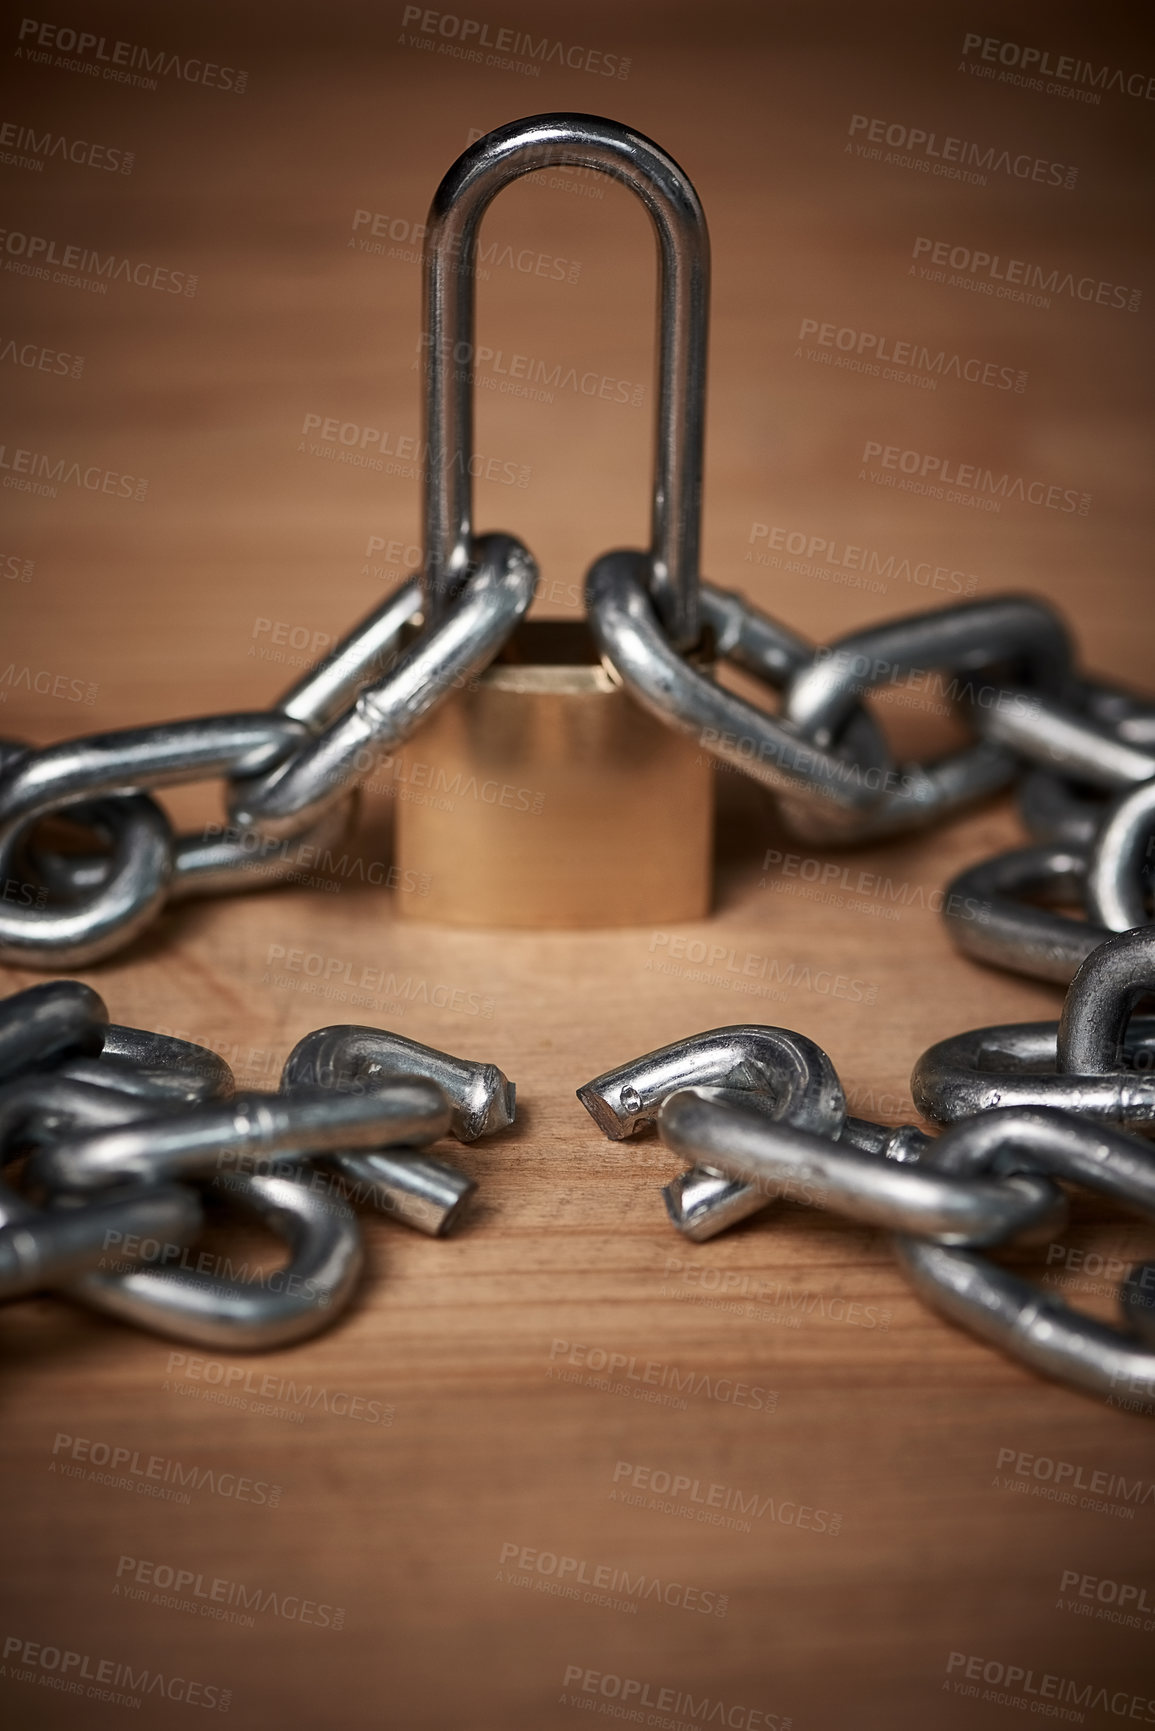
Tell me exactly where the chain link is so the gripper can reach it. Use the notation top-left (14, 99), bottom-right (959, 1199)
top-left (944, 772), bottom-right (1154, 985)
top-left (1015, 683), bottom-right (1155, 847)
top-left (2, 491), bottom-right (1146, 964)
top-left (580, 983), bottom-right (1155, 1405)
top-left (0, 534), bottom-right (535, 965)
top-left (914, 928), bottom-right (1155, 1128)
top-left (578, 1024), bottom-right (845, 1240)
top-left (894, 1108), bottom-right (1155, 1403)
top-left (0, 981), bottom-right (516, 1349)
top-left (5, 550), bottom-right (1112, 968)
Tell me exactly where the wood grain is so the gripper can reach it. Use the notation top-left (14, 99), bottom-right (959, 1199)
top-left (2, 4), bottom-right (1153, 1727)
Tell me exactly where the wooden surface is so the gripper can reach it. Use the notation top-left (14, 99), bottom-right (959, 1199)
top-left (2, 3), bottom-right (1154, 1727)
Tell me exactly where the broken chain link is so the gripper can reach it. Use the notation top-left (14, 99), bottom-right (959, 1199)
top-left (580, 963), bottom-right (1155, 1407)
top-left (0, 980), bottom-right (516, 1349)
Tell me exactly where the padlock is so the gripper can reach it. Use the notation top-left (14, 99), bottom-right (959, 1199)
top-left (395, 116), bottom-right (714, 928)
top-left (395, 616), bottom-right (713, 927)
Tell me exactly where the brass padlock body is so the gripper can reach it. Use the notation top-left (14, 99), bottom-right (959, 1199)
top-left (395, 619), bottom-right (713, 928)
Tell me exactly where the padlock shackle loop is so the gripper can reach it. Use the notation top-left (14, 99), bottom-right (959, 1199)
top-left (422, 113), bottom-right (709, 650)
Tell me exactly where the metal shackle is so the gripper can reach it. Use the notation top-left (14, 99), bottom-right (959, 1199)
top-left (423, 112), bottom-right (709, 649)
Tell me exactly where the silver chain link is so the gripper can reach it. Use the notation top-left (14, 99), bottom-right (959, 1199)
top-left (915, 928), bottom-right (1155, 1129)
top-left (0, 981), bottom-right (516, 1349)
top-left (579, 943), bottom-right (1155, 1406)
top-left (0, 534), bottom-right (535, 966)
top-left (4, 572), bottom-right (1141, 964)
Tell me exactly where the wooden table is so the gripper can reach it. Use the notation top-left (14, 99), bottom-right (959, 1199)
top-left (3, 4), bottom-right (1153, 1726)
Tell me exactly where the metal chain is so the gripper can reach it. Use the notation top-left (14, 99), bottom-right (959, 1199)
top-left (4, 579), bottom-right (1140, 963)
top-left (0, 981), bottom-right (516, 1348)
top-left (2, 116), bottom-right (1149, 964)
top-left (4, 112), bottom-right (1154, 1407)
top-left (0, 534), bottom-right (535, 966)
top-left (579, 975), bottom-right (1155, 1405)
top-left (942, 770), bottom-right (1155, 985)
top-left (894, 1109), bottom-right (1155, 1404)
top-left (914, 928), bottom-right (1155, 1128)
